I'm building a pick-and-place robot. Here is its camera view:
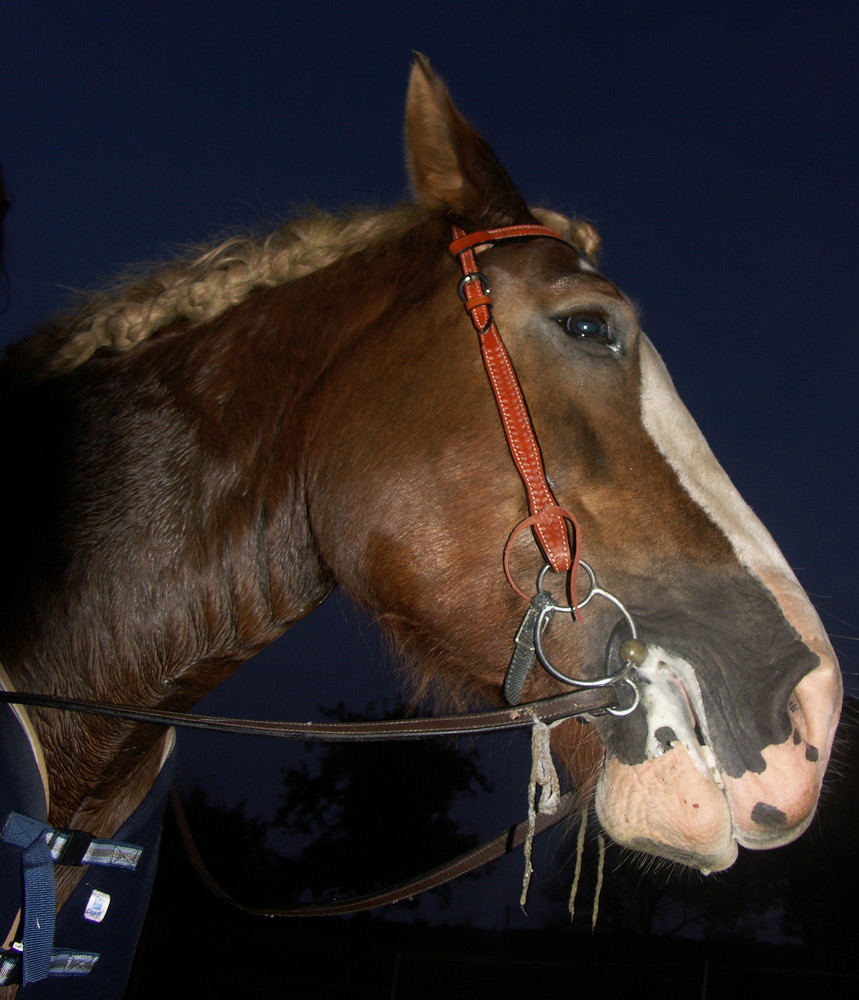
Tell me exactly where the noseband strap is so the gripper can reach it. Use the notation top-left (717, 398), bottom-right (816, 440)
top-left (449, 224), bottom-right (577, 576)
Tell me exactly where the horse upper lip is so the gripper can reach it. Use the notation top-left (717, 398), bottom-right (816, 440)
top-left (635, 650), bottom-right (724, 788)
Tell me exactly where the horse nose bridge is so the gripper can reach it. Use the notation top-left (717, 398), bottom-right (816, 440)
top-left (626, 564), bottom-right (828, 712)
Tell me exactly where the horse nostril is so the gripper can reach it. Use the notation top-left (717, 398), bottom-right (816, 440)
top-left (787, 677), bottom-right (830, 766)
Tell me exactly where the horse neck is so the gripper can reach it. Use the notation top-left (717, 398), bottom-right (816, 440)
top-left (0, 211), bottom-right (444, 828)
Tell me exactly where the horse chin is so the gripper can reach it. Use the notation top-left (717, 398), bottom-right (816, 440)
top-left (592, 645), bottom-right (838, 872)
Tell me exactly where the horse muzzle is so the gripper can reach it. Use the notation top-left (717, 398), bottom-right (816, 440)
top-left (591, 637), bottom-right (841, 872)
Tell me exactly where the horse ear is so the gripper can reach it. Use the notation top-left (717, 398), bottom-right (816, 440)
top-left (405, 53), bottom-right (531, 227)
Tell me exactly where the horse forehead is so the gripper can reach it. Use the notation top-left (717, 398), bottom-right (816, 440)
top-left (483, 241), bottom-right (623, 298)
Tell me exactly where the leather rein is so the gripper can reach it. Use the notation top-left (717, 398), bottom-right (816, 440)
top-left (0, 687), bottom-right (617, 918)
top-left (0, 686), bottom-right (615, 742)
top-left (0, 221), bottom-right (642, 918)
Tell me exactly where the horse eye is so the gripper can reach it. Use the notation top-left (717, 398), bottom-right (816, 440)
top-left (563, 313), bottom-right (611, 343)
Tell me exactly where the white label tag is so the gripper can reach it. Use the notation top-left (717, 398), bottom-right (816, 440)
top-left (84, 890), bottom-right (111, 923)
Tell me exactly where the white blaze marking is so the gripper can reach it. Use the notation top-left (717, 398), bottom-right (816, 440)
top-left (638, 335), bottom-right (834, 655)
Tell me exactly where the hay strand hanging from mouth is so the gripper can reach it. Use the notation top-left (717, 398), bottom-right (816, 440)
top-left (520, 718), bottom-right (561, 907)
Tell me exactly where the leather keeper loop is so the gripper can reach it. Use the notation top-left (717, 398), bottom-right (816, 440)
top-left (464, 294), bottom-right (493, 312)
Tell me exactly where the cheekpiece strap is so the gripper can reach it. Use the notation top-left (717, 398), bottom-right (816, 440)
top-left (449, 223), bottom-right (578, 577)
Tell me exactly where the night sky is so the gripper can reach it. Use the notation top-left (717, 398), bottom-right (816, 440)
top-left (2, 0), bottom-right (856, 933)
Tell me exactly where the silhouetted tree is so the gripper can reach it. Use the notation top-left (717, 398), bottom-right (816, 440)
top-left (273, 700), bottom-right (493, 906)
top-left (156, 784), bottom-right (284, 902)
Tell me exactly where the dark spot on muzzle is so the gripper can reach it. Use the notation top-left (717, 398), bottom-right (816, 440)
top-left (751, 802), bottom-right (788, 828)
top-left (654, 726), bottom-right (677, 754)
top-left (805, 743), bottom-right (819, 763)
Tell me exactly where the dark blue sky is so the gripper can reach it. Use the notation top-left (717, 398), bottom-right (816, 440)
top-left (2, 0), bottom-right (856, 927)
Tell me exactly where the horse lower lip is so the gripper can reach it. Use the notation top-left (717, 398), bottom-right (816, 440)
top-left (595, 749), bottom-right (738, 871)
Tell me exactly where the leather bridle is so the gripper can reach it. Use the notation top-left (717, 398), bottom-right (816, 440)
top-left (2, 222), bottom-right (643, 731)
top-left (449, 223), bottom-right (643, 715)
top-left (0, 685), bottom-right (616, 741)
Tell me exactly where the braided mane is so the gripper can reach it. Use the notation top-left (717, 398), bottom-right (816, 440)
top-left (6, 206), bottom-right (598, 380)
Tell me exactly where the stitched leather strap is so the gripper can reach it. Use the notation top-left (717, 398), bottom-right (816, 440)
top-left (448, 225), bottom-right (570, 258)
top-left (450, 224), bottom-right (578, 575)
top-left (0, 687), bottom-right (617, 740)
top-left (170, 784), bottom-right (577, 917)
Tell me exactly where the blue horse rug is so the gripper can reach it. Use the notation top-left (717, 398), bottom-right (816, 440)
top-left (1, 669), bottom-right (175, 998)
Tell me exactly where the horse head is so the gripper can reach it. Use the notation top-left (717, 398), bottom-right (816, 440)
top-left (0, 52), bottom-right (845, 999)
top-left (0, 54), bottom-right (841, 893)
top-left (306, 55), bottom-right (841, 872)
